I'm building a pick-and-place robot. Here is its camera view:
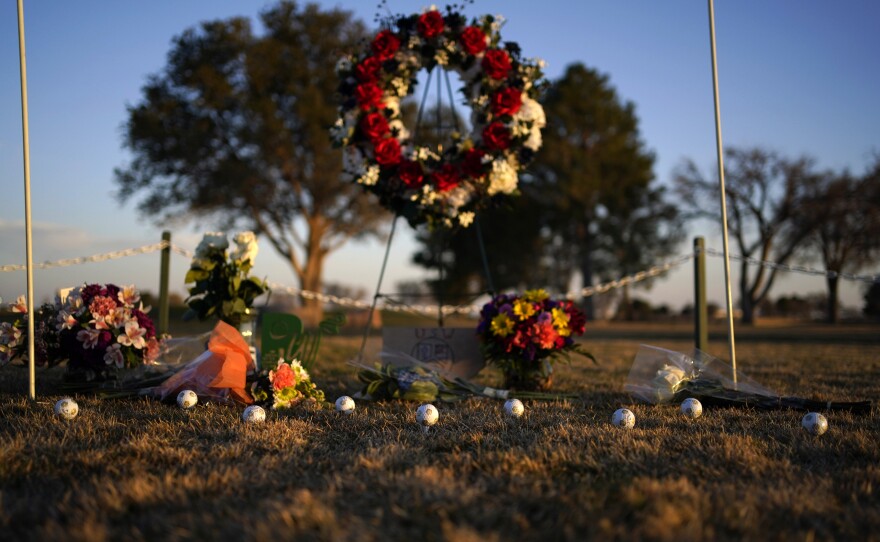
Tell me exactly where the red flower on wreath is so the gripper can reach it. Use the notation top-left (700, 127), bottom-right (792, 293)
top-left (482, 49), bottom-right (512, 80)
top-left (398, 160), bottom-right (425, 188)
top-left (355, 82), bottom-right (383, 110)
top-left (417, 11), bottom-right (445, 38)
top-left (460, 26), bottom-right (487, 55)
top-left (360, 112), bottom-right (389, 142)
top-left (482, 122), bottom-right (511, 151)
top-left (374, 138), bottom-right (402, 166)
top-left (371, 30), bottom-right (400, 61)
top-left (355, 56), bottom-right (382, 82)
top-left (432, 164), bottom-right (460, 192)
top-left (462, 148), bottom-right (486, 178)
top-left (491, 87), bottom-right (523, 117)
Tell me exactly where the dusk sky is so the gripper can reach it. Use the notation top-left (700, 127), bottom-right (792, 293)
top-left (2, 1), bottom-right (878, 312)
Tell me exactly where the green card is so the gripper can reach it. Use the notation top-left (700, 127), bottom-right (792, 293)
top-left (261, 312), bottom-right (304, 362)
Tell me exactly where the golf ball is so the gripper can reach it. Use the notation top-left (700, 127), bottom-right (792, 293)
top-left (177, 389), bottom-right (198, 409)
top-left (335, 395), bottom-right (356, 415)
top-left (801, 412), bottom-right (828, 436)
top-left (416, 403), bottom-right (439, 427)
top-left (54, 397), bottom-right (79, 420)
top-left (611, 408), bottom-right (635, 429)
top-left (242, 405), bottom-right (266, 424)
top-left (680, 397), bottom-right (703, 419)
top-left (504, 398), bottom-right (525, 418)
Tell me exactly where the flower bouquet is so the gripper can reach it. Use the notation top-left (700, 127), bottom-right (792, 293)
top-left (1, 285), bottom-right (165, 383)
top-left (249, 358), bottom-right (326, 410)
top-left (625, 345), bottom-right (872, 413)
top-left (184, 232), bottom-right (267, 328)
top-left (0, 297), bottom-right (65, 368)
top-left (476, 289), bottom-right (593, 391)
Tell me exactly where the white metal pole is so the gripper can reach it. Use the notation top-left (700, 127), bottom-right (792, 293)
top-left (17, 0), bottom-right (37, 399)
top-left (707, 0), bottom-right (737, 384)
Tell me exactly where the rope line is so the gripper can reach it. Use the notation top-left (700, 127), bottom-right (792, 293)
top-left (0, 241), bottom-right (171, 272)
top-left (2, 241), bottom-right (877, 315)
top-left (701, 248), bottom-right (879, 284)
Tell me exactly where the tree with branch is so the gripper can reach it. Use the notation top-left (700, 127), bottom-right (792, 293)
top-left (115, 2), bottom-right (388, 324)
top-left (796, 156), bottom-right (880, 322)
top-left (674, 147), bottom-right (820, 324)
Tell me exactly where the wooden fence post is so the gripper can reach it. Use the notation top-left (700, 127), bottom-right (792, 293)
top-left (158, 231), bottom-right (171, 336)
top-left (694, 236), bottom-right (709, 352)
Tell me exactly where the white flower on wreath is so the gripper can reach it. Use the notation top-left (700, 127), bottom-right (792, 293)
top-left (524, 129), bottom-right (543, 152)
top-left (388, 119), bottom-right (409, 141)
top-left (516, 96), bottom-right (546, 128)
top-left (445, 186), bottom-right (472, 210)
top-left (335, 56), bottom-right (353, 75)
top-left (434, 49), bottom-right (449, 66)
top-left (231, 231), bottom-right (259, 265)
top-left (487, 157), bottom-right (519, 196)
top-left (458, 211), bottom-right (475, 227)
top-left (357, 165), bottom-right (381, 186)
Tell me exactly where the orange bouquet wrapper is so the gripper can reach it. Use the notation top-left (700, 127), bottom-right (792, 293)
top-left (153, 321), bottom-right (254, 405)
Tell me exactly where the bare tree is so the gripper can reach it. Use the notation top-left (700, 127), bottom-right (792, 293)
top-left (796, 157), bottom-right (880, 322)
top-left (674, 147), bottom-right (820, 324)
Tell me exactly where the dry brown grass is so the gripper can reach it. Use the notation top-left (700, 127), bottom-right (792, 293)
top-left (0, 327), bottom-right (878, 542)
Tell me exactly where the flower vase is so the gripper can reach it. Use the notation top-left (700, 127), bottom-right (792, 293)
top-left (236, 313), bottom-right (260, 373)
top-left (503, 370), bottom-right (553, 392)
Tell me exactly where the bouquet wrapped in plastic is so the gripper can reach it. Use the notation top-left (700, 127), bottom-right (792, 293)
top-left (625, 345), bottom-right (872, 413)
top-left (352, 350), bottom-right (580, 402)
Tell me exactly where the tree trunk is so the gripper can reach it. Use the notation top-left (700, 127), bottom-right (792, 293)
top-left (578, 225), bottom-right (596, 321)
top-left (299, 250), bottom-right (325, 328)
top-left (826, 275), bottom-right (839, 324)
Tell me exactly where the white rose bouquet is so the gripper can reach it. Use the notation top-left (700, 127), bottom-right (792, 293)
top-left (184, 231), bottom-right (268, 327)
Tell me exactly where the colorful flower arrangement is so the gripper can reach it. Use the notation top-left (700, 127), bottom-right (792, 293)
top-left (333, 6), bottom-right (547, 229)
top-left (0, 285), bottom-right (164, 376)
top-left (476, 289), bottom-right (590, 389)
top-left (0, 297), bottom-right (65, 368)
top-left (249, 358), bottom-right (326, 410)
top-left (184, 231), bottom-right (268, 328)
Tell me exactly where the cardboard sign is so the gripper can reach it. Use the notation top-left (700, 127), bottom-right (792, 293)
top-left (261, 312), bottom-right (304, 362)
top-left (382, 327), bottom-right (485, 379)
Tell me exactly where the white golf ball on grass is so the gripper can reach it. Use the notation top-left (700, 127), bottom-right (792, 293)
top-left (242, 405), bottom-right (266, 424)
top-left (335, 395), bottom-right (356, 415)
top-left (54, 397), bottom-right (79, 420)
top-left (177, 389), bottom-right (198, 409)
top-left (680, 397), bottom-right (703, 419)
top-left (611, 408), bottom-right (635, 429)
top-left (801, 412), bottom-right (828, 436)
top-left (416, 404), bottom-right (439, 428)
top-left (504, 398), bottom-right (525, 419)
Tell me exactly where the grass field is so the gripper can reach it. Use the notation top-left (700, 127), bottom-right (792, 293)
top-left (0, 323), bottom-right (878, 541)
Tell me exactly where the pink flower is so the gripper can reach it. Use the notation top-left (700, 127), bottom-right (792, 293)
top-left (11, 295), bottom-right (27, 313)
top-left (56, 310), bottom-right (77, 331)
top-left (77, 328), bottom-right (101, 349)
top-left (117, 321), bottom-right (147, 349)
top-left (117, 285), bottom-right (140, 307)
top-left (145, 337), bottom-right (161, 362)
top-left (103, 343), bottom-right (125, 368)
